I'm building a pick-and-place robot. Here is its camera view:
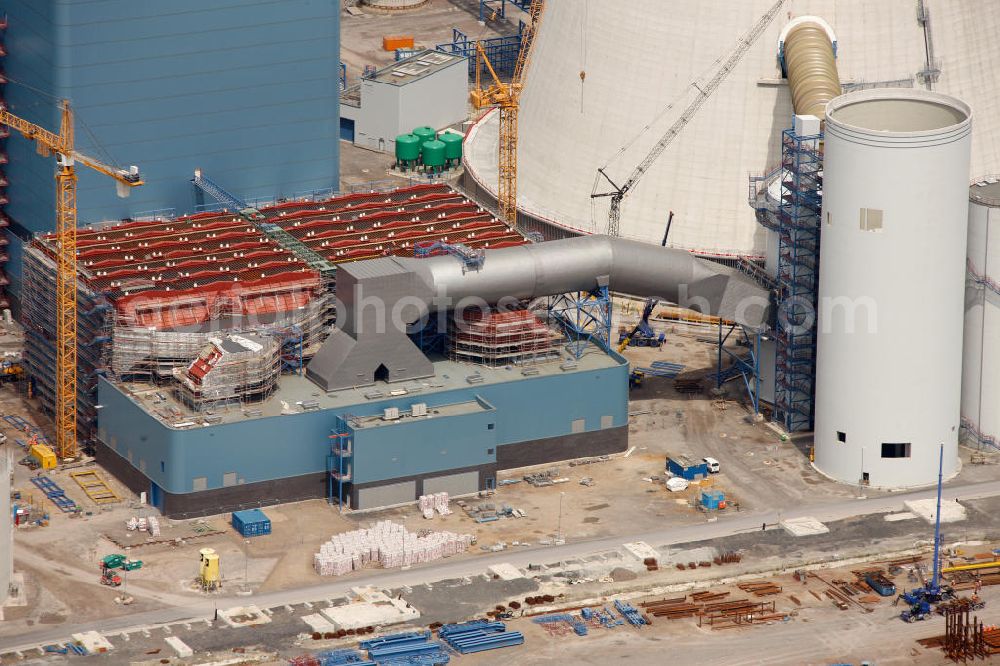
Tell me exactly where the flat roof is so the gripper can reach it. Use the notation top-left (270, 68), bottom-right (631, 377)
top-left (349, 399), bottom-right (492, 430)
top-left (971, 177), bottom-right (1000, 207)
top-left (365, 50), bottom-right (465, 87)
top-left (110, 342), bottom-right (620, 429)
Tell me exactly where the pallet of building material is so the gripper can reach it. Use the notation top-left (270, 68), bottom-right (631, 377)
top-left (737, 583), bottom-right (782, 596)
top-left (639, 596), bottom-right (686, 607)
top-left (636, 366), bottom-right (682, 378)
top-left (645, 601), bottom-right (699, 614)
top-left (703, 600), bottom-right (774, 615)
top-left (673, 378), bottom-right (704, 394)
top-left (691, 591), bottom-right (730, 602)
top-left (824, 590), bottom-right (849, 611)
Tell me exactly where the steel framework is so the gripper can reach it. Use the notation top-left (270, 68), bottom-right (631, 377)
top-left (773, 126), bottom-right (823, 432)
top-left (328, 416), bottom-right (353, 512)
top-left (545, 285), bottom-right (611, 359)
top-left (715, 322), bottom-right (763, 416)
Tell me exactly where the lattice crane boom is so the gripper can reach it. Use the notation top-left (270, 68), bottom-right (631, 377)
top-left (0, 99), bottom-right (143, 460)
top-left (472, 0), bottom-right (544, 228)
top-left (592, 0), bottom-right (786, 236)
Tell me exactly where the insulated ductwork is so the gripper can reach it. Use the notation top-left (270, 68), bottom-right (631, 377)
top-left (779, 16), bottom-right (841, 120)
top-left (307, 236), bottom-right (772, 391)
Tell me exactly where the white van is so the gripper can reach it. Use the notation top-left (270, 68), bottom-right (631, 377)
top-left (703, 457), bottom-right (720, 474)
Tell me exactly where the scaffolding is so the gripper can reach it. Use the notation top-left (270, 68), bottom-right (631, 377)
top-left (328, 416), bottom-right (353, 512)
top-left (545, 284), bottom-right (612, 359)
top-left (772, 126), bottom-right (823, 432)
top-left (448, 308), bottom-right (558, 367)
top-left (173, 334), bottom-right (281, 411)
top-left (21, 181), bottom-right (521, 448)
top-left (21, 245), bottom-right (112, 443)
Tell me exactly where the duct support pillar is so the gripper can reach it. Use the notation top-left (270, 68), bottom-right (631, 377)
top-left (546, 282), bottom-right (611, 359)
top-left (716, 321), bottom-right (763, 416)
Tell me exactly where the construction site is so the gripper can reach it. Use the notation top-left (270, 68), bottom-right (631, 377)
top-left (1, 0), bottom-right (1000, 664)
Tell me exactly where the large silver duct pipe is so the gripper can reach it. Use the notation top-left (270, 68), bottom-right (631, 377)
top-left (399, 235), bottom-right (770, 328)
top-left (307, 235), bottom-right (772, 391)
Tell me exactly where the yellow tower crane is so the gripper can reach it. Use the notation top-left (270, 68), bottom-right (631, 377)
top-left (471, 0), bottom-right (544, 228)
top-left (0, 100), bottom-right (143, 460)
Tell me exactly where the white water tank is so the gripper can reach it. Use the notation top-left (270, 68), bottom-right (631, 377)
top-left (814, 89), bottom-right (972, 488)
top-left (962, 178), bottom-right (1000, 448)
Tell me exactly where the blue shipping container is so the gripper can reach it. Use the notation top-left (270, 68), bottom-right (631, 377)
top-left (666, 456), bottom-right (709, 480)
top-left (232, 509), bottom-right (271, 537)
top-left (701, 490), bottom-right (725, 510)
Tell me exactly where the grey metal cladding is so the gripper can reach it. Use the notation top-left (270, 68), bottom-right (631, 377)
top-left (306, 235), bottom-right (771, 393)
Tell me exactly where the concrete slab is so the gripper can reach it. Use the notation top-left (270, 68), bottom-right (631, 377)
top-left (884, 512), bottom-right (918, 522)
top-left (488, 563), bottom-right (525, 581)
top-left (780, 516), bottom-right (830, 537)
top-left (70, 631), bottom-right (113, 654)
top-left (165, 636), bottom-right (194, 658)
top-left (218, 605), bottom-right (273, 628)
top-left (623, 541), bottom-right (659, 561)
top-left (319, 597), bottom-right (419, 630)
top-left (301, 613), bottom-right (337, 633)
top-left (905, 499), bottom-right (967, 524)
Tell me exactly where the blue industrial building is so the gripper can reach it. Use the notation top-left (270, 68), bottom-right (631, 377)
top-left (96, 353), bottom-right (629, 517)
top-left (1, 0), bottom-right (340, 300)
top-left (89, 235), bottom-right (768, 518)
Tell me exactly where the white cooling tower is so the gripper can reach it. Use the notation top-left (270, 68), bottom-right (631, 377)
top-left (464, 0), bottom-right (1000, 257)
top-left (962, 178), bottom-right (1000, 449)
top-left (813, 89), bottom-right (971, 488)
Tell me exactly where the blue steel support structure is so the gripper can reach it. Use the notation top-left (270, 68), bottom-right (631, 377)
top-left (480, 0), bottom-right (506, 20)
top-left (546, 284), bottom-right (611, 359)
top-left (772, 126), bottom-right (822, 432)
top-left (715, 321), bottom-right (762, 416)
top-left (274, 326), bottom-right (304, 375)
top-left (436, 29), bottom-right (522, 79)
top-left (329, 416), bottom-right (353, 512)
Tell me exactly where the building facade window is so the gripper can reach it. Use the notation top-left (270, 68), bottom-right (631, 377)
top-left (881, 442), bottom-right (911, 458)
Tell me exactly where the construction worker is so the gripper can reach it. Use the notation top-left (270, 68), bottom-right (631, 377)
top-left (761, 522), bottom-right (766, 531)
top-left (975, 576), bottom-right (983, 595)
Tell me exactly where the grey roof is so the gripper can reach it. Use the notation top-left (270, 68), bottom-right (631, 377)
top-left (365, 50), bottom-right (465, 87)
top-left (342, 258), bottom-right (410, 280)
top-left (111, 343), bottom-right (620, 429)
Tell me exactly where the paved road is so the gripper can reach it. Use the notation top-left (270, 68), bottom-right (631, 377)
top-left (4, 476), bottom-right (1000, 653)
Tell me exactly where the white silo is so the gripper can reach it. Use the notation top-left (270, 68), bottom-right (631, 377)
top-left (962, 178), bottom-right (1000, 449)
top-left (813, 89), bottom-right (972, 488)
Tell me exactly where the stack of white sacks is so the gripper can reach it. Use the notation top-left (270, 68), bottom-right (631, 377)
top-left (418, 492), bottom-right (451, 519)
top-left (125, 515), bottom-right (161, 537)
top-left (314, 520), bottom-right (473, 577)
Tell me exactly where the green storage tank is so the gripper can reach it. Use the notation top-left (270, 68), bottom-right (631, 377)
top-left (421, 140), bottom-right (446, 169)
top-left (439, 132), bottom-right (463, 164)
top-left (395, 134), bottom-right (421, 162)
top-left (412, 126), bottom-right (436, 144)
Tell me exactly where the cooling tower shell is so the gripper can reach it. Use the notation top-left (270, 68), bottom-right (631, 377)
top-left (962, 178), bottom-right (1000, 449)
top-left (813, 89), bottom-right (972, 488)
